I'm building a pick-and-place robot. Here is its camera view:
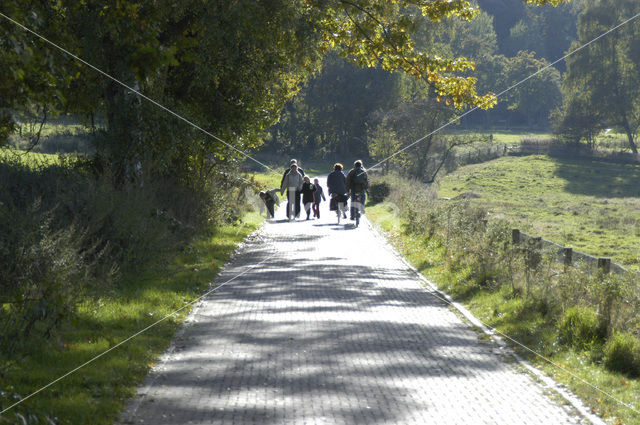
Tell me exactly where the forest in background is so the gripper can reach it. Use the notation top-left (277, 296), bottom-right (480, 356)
top-left (265, 0), bottom-right (640, 180)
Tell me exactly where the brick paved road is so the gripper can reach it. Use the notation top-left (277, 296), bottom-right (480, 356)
top-left (119, 204), bottom-right (594, 425)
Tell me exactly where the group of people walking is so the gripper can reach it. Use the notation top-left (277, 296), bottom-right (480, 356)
top-left (260, 158), bottom-right (369, 225)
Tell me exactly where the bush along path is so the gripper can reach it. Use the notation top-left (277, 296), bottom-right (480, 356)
top-left (119, 203), bottom-right (599, 425)
top-left (0, 210), bottom-right (266, 425)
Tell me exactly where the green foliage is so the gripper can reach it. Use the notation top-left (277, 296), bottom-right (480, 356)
top-left (368, 120), bottom-right (401, 173)
top-left (0, 148), bottom-right (257, 353)
top-left (603, 332), bottom-right (640, 376)
top-left (267, 52), bottom-right (399, 158)
top-left (367, 180), bottom-right (391, 204)
top-left (558, 306), bottom-right (606, 350)
top-left (501, 51), bottom-right (562, 125)
top-left (0, 390), bottom-right (57, 425)
top-left (504, 2), bottom-right (581, 63)
top-left (555, 0), bottom-right (640, 153)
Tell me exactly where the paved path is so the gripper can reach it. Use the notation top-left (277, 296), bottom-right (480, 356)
top-left (119, 203), bottom-right (593, 425)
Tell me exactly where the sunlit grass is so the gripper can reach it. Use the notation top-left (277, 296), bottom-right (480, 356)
top-left (438, 154), bottom-right (640, 269)
top-left (0, 147), bottom-right (61, 167)
top-left (448, 129), bottom-right (552, 146)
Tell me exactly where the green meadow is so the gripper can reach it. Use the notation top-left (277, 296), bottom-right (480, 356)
top-left (438, 154), bottom-right (640, 269)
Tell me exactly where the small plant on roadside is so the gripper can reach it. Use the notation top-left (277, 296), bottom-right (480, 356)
top-left (558, 305), bottom-right (606, 351)
top-left (368, 181), bottom-right (390, 204)
top-left (603, 332), bottom-right (640, 377)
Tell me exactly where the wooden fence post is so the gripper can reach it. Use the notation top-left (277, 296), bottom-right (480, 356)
top-left (598, 258), bottom-right (611, 274)
top-left (512, 229), bottom-right (521, 245)
top-left (563, 247), bottom-right (573, 267)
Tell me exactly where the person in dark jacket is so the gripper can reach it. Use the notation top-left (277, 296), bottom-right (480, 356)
top-left (259, 189), bottom-right (280, 219)
top-left (300, 176), bottom-right (316, 220)
top-left (312, 178), bottom-right (326, 219)
top-left (280, 159), bottom-right (305, 218)
top-left (327, 163), bottom-right (347, 220)
top-left (345, 160), bottom-right (369, 220)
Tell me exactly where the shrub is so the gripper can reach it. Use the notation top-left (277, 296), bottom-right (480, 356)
top-left (603, 332), bottom-right (640, 376)
top-left (0, 148), bottom-right (255, 350)
top-left (558, 305), bottom-right (606, 350)
top-left (368, 181), bottom-right (390, 204)
top-left (0, 201), bottom-right (103, 350)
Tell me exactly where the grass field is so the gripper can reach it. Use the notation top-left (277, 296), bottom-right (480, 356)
top-left (0, 147), bottom-right (61, 166)
top-left (437, 154), bottom-right (640, 269)
top-left (8, 120), bottom-right (94, 154)
top-left (448, 129), bottom-right (551, 146)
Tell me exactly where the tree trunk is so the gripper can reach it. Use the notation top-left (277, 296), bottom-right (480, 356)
top-left (103, 77), bottom-right (141, 186)
top-left (622, 118), bottom-right (638, 155)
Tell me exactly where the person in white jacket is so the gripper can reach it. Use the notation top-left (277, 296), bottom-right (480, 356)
top-left (280, 163), bottom-right (304, 220)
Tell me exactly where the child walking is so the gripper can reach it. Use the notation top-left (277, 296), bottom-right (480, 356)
top-left (300, 176), bottom-right (316, 220)
top-left (312, 178), bottom-right (326, 218)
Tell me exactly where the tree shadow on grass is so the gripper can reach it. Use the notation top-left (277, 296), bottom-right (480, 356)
top-left (551, 156), bottom-right (640, 198)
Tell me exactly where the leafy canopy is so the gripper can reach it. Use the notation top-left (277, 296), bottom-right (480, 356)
top-left (310, 0), bottom-right (566, 110)
top-left (0, 0), bottom-right (568, 157)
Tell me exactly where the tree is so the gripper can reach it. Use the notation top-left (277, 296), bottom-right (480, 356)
top-left (268, 52), bottom-right (399, 159)
top-left (501, 51), bottom-right (562, 127)
top-left (368, 119), bottom-right (402, 174)
top-left (503, 2), bottom-right (583, 69)
top-left (556, 0), bottom-right (640, 153)
top-left (1, 0), bottom-right (568, 167)
top-left (551, 94), bottom-right (602, 146)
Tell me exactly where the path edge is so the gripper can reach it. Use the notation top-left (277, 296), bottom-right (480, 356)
top-left (117, 222), bottom-right (270, 424)
top-left (364, 217), bottom-right (607, 425)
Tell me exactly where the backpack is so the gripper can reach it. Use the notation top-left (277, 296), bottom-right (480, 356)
top-left (352, 169), bottom-right (367, 186)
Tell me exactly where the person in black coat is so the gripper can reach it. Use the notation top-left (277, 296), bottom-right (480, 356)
top-left (312, 178), bottom-right (326, 218)
top-left (346, 159), bottom-right (369, 220)
top-left (300, 176), bottom-right (316, 220)
top-left (326, 163), bottom-right (347, 219)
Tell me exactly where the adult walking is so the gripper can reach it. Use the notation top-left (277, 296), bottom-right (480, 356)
top-left (346, 160), bottom-right (369, 224)
top-left (280, 163), bottom-right (304, 220)
top-left (327, 163), bottom-right (348, 222)
top-left (280, 159), bottom-right (305, 219)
